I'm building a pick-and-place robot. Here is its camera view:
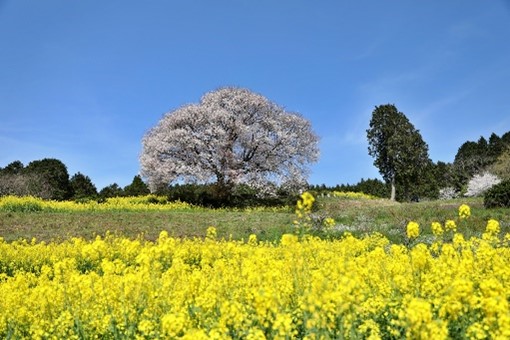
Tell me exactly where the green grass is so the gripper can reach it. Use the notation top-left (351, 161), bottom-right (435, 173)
top-left (1, 197), bottom-right (508, 244)
top-left (0, 210), bottom-right (295, 243)
top-left (317, 196), bottom-right (510, 243)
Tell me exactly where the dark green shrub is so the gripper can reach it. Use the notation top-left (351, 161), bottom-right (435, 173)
top-left (166, 183), bottom-right (294, 208)
top-left (484, 179), bottom-right (510, 208)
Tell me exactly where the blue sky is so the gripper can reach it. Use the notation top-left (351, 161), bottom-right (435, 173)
top-left (1, 1), bottom-right (510, 190)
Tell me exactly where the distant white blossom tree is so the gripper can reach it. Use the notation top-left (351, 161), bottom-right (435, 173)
top-left (464, 171), bottom-right (501, 197)
top-left (140, 87), bottom-right (320, 196)
top-left (439, 187), bottom-right (459, 200)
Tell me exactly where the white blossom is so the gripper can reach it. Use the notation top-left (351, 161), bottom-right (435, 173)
top-left (464, 171), bottom-right (501, 197)
top-left (140, 87), bottom-right (319, 193)
top-left (439, 187), bottom-right (459, 200)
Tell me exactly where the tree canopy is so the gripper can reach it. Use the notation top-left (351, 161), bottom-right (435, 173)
top-left (99, 183), bottom-right (124, 199)
top-left (24, 158), bottom-right (73, 200)
top-left (70, 172), bottom-right (98, 199)
top-left (140, 87), bottom-right (320, 199)
top-left (0, 158), bottom-right (73, 200)
top-left (366, 104), bottom-right (431, 201)
top-left (123, 175), bottom-right (150, 196)
top-left (491, 147), bottom-right (510, 181)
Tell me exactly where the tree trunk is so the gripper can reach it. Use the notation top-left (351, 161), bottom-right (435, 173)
top-left (390, 176), bottom-right (396, 201)
top-left (214, 173), bottom-right (234, 203)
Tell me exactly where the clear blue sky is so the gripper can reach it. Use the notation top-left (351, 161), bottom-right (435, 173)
top-left (1, 1), bottom-right (510, 190)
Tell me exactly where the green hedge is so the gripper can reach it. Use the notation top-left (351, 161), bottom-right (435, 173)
top-left (484, 179), bottom-right (510, 208)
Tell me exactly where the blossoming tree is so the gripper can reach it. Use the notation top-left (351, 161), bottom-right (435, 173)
top-left (140, 87), bottom-right (319, 198)
top-left (464, 171), bottom-right (501, 197)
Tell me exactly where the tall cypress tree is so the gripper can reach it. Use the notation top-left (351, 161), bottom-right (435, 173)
top-left (367, 104), bottom-right (432, 201)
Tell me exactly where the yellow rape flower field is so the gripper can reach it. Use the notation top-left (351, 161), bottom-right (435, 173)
top-left (0, 195), bottom-right (288, 214)
top-left (0, 195), bottom-right (195, 212)
top-left (0, 212), bottom-right (510, 338)
top-left (1, 195), bottom-right (510, 339)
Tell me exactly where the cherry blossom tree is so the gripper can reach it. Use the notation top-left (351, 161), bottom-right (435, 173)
top-left (464, 172), bottom-right (501, 197)
top-left (140, 87), bottom-right (319, 197)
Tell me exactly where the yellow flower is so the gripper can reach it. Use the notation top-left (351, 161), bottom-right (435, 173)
top-left (206, 226), bottom-right (217, 240)
top-left (406, 221), bottom-right (420, 239)
top-left (466, 322), bottom-right (488, 339)
top-left (0, 201), bottom-right (508, 339)
top-left (138, 319), bottom-right (156, 337)
top-left (486, 219), bottom-right (500, 235)
top-left (431, 222), bottom-right (443, 236)
top-left (458, 204), bottom-right (471, 219)
top-left (358, 319), bottom-right (382, 339)
top-left (162, 313), bottom-right (187, 337)
top-left (299, 192), bottom-right (315, 213)
top-left (332, 191), bottom-right (376, 200)
top-left (294, 192), bottom-right (316, 232)
top-left (323, 217), bottom-right (335, 228)
top-left (281, 234), bottom-right (298, 246)
top-left (406, 297), bottom-right (432, 327)
top-left (445, 220), bottom-right (457, 232)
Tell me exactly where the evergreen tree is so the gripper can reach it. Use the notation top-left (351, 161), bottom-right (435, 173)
top-left (70, 172), bottom-right (98, 199)
top-left (501, 131), bottom-right (510, 146)
top-left (24, 158), bottom-right (72, 200)
top-left (1, 160), bottom-right (24, 174)
top-left (453, 136), bottom-right (499, 188)
top-left (491, 147), bottom-right (510, 181)
top-left (123, 175), bottom-right (150, 196)
top-left (488, 133), bottom-right (504, 160)
top-left (99, 183), bottom-right (124, 198)
top-left (355, 178), bottom-right (390, 198)
top-left (367, 104), bottom-right (431, 201)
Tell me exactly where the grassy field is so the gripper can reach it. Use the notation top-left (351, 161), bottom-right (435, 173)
top-left (1, 195), bottom-right (508, 244)
top-left (318, 196), bottom-right (510, 243)
top-left (0, 210), bottom-right (294, 243)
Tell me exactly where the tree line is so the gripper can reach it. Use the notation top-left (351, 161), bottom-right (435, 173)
top-left (0, 158), bottom-right (297, 207)
top-left (2, 89), bottom-right (509, 205)
top-left (365, 104), bottom-right (510, 201)
top-left (138, 89), bottom-right (509, 204)
top-left (0, 159), bottom-right (149, 201)
top-left (307, 105), bottom-right (510, 202)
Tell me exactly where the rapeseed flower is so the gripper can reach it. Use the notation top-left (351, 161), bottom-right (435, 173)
top-left (248, 234), bottom-right (258, 245)
top-left (0, 195), bottom-right (289, 213)
top-left (406, 297), bottom-right (432, 327)
top-left (332, 191), bottom-right (376, 200)
top-left (323, 217), bottom-right (335, 228)
top-left (296, 191), bottom-right (315, 216)
top-left (486, 219), bottom-right (500, 235)
top-left (206, 226), bottom-right (217, 240)
top-left (406, 221), bottom-right (420, 239)
top-left (280, 234), bottom-right (298, 246)
top-left (458, 204), bottom-right (471, 219)
top-left (0, 208), bottom-right (508, 339)
top-left (445, 220), bottom-right (457, 232)
top-left (431, 222), bottom-right (443, 236)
